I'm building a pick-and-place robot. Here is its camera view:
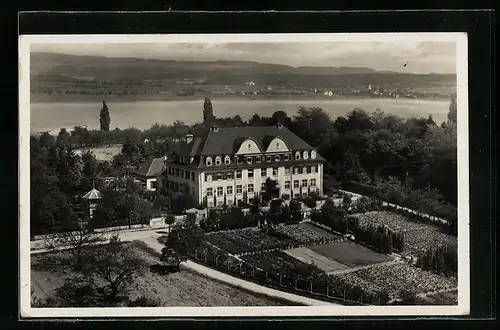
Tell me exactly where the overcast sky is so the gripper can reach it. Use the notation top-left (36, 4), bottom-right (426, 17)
top-left (31, 41), bottom-right (457, 74)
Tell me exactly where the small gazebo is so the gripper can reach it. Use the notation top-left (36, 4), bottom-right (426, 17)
top-left (82, 185), bottom-right (103, 219)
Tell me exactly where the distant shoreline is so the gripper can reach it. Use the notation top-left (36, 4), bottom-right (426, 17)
top-left (30, 94), bottom-right (450, 104)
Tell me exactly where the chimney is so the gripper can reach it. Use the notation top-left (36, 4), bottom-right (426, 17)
top-left (186, 133), bottom-right (194, 144)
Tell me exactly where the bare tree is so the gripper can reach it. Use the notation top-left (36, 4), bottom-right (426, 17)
top-left (83, 234), bottom-right (145, 300)
top-left (57, 223), bottom-right (104, 269)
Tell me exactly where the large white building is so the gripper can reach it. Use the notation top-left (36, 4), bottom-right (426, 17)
top-left (164, 124), bottom-right (324, 207)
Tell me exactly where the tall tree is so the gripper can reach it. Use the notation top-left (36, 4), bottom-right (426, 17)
top-left (39, 132), bottom-right (55, 149)
top-left (203, 97), bottom-right (215, 123)
top-left (100, 100), bottom-right (111, 132)
top-left (56, 128), bottom-right (70, 147)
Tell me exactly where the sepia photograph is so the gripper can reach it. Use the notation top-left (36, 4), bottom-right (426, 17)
top-left (19, 33), bottom-right (469, 318)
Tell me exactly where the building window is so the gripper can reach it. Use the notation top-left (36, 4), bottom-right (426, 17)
top-left (284, 167), bottom-right (291, 175)
top-left (295, 152), bottom-right (301, 160)
top-left (311, 165), bottom-right (316, 174)
top-left (284, 154), bottom-right (290, 161)
top-left (276, 142), bottom-right (280, 149)
top-left (248, 169), bottom-right (254, 178)
top-left (275, 155), bottom-right (281, 162)
top-left (180, 169), bottom-right (184, 177)
top-left (217, 187), bottom-right (223, 197)
top-left (227, 186), bottom-right (233, 195)
top-left (302, 192), bottom-right (308, 197)
top-left (311, 150), bottom-right (317, 159)
top-left (310, 179), bottom-right (316, 187)
top-left (273, 168), bottom-right (278, 176)
top-left (294, 167), bottom-right (299, 175)
top-left (246, 156), bottom-right (252, 164)
top-left (168, 167), bottom-right (172, 175)
top-left (151, 180), bottom-right (158, 189)
top-left (303, 151), bottom-right (309, 160)
top-left (206, 157), bottom-right (212, 166)
top-left (284, 181), bottom-right (290, 189)
top-left (217, 172), bottom-right (223, 181)
top-left (191, 172), bottom-right (195, 181)
top-left (304, 166), bottom-right (309, 174)
top-left (256, 156), bottom-right (261, 163)
top-left (175, 168), bottom-right (179, 176)
top-left (302, 179), bottom-right (308, 188)
top-left (294, 193), bottom-right (300, 198)
top-left (261, 182), bottom-right (266, 191)
top-left (293, 180), bottom-right (299, 189)
top-left (261, 168), bottom-right (267, 177)
top-left (236, 170), bottom-right (242, 179)
top-left (226, 171), bottom-right (233, 180)
top-left (185, 170), bottom-right (190, 179)
top-left (266, 155), bottom-right (271, 162)
top-left (224, 156), bottom-right (231, 165)
top-left (215, 156), bottom-right (222, 165)
top-left (206, 173), bottom-right (213, 182)
top-left (236, 185), bottom-right (242, 195)
top-left (248, 184), bottom-right (254, 193)
top-left (247, 143), bottom-right (252, 150)
top-left (207, 188), bottom-right (213, 196)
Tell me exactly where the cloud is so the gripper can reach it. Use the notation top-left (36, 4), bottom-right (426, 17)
top-left (31, 41), bottom-right (456, 74)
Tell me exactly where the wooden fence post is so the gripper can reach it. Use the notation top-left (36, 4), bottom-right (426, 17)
top-left (195, 250), bottom-right (198, 260)
top-left (343, 290), bottom-right (346, 300)
top-left (295, 278), bottom-right (298, 289)
top-left (327, 286), bottom-right (329, 297)
top-left (215, 256), bottom-right (219, 267)
top-left (265, 271), bottom-right (268, 281)
top-left (279, 273), bottom-right (282, 286)
top-left (205, 253), bottom-right (207, 263)
top-left (240, 263), bottom-right (243, 275)
top-left (310, 281), bottom-right (313, 293)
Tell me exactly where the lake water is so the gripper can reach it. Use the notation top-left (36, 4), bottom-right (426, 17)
top-left (30, 98), bottom-right (449, 134)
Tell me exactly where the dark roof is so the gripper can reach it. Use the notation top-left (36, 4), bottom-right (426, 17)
top-left (198, 126), bottom-right (312, 156)
top-left (135, 157), bottom-right (166, 177)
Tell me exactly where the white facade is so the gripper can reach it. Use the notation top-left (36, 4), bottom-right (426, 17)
top-left (166, 163), bottom-right (322, 207)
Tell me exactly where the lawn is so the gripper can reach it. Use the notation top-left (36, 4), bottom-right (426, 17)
top-left (308, 241), bottom-right (392, 268)
top-left (31, 241), bottom-right (290, 307)
top-left (74, 144), bottom-right (122, 162)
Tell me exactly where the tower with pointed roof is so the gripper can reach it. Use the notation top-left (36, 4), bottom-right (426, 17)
top-left (82, 184), bottom-right (103, 219)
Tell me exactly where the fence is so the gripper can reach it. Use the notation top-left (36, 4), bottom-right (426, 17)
top-left (186, 247), bottom-right (384, 306)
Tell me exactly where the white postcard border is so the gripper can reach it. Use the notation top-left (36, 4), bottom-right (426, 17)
top-left (19, 32), bottom-right (469, 318)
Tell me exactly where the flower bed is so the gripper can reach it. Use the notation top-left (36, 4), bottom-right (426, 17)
top-left (329, 262), bottom-right (457, 300)
top-left (350, 211), bottom-right (457, 256)
top-left (204, 228), bottom-right (298, 255)
top-left (241, 250), bottom-right (311, 273)
top-left (278, 223), bottom-right (343, 244)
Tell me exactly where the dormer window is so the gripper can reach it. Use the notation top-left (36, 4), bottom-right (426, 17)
top-left (303, 151), bottom-right (309, 160)
top-left (235, 156), bottom-right (240, 164)
top-left (246, 156), bottom-right (253, 164)
top-left (206, 157), bottom-right (213, 166)
top-left (295, 151), bottom-right (301, 160)
top-left (256, 156), bottom-right (262, 163)
top-left (275, 155), bottom-right (281, 162)
top-left (266, 155), bottom-right (272, 162)
top-left (215, 156), bottom-right (222, 166)
top-left (284, 154), bottom-right (290, 161)
top-left (224, 156), bottom-right (231, 165)
top-left (311, 150), bottom-right (317, 159)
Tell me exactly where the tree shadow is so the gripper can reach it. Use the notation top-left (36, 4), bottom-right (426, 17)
top-left (156, 230), bottom-right (168, 234)
top-left (53, 278), bottom-right (128, 307)
top-left (149, 263), bottom-right (180, 275)
top-left (31, 253), bottom-right (73, 274)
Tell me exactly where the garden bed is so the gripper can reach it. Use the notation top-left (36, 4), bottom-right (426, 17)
top-left (309, 241), bottom-right (392, 268)
top-left (329, 262), bottom-right (457, 301)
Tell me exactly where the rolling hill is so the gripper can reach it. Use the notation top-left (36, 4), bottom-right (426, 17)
top-left (30, 52), bottom-right (456, 89)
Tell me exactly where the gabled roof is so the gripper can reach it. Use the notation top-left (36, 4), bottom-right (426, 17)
top-left (82, 188), bottom-right (102, 200)
top-left (199, 126), bottom-right (312, 156)
top-left (135, 157), bottom-right (166, 177)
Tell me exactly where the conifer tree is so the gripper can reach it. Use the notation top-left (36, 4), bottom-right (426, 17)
top-left (203, 97), bottom-right (215, 123)
top-left (100, 100), bottom-right (111, 131)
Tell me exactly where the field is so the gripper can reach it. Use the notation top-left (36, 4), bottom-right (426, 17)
top-left (278, 223), bottom-right (343, 244)
top-left (284, 247), bottom-right (350, 273)
top-left (240, 250), bottom-right (312, 273)
top-left (350, 211), bottom-right (458, 255)
top-left (308, 241), bottom-right (392, 268)
top-left (31, 241), bottom-right (289, 307)
top-left (329, 262), bottom-right (457, 301)
top-left (74, 144), bottom-right (122, 162)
